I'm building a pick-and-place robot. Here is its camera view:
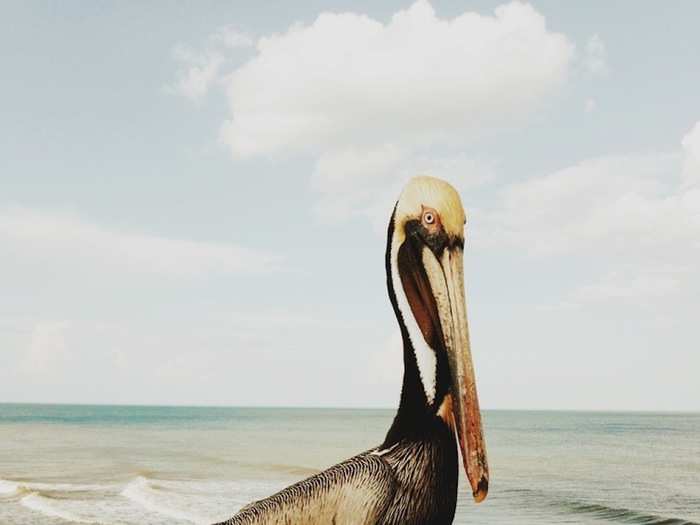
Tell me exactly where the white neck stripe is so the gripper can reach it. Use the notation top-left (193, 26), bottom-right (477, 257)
top-left (390, 240), bottom-right (437, 405)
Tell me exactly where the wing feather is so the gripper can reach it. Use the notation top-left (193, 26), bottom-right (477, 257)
top-left (214, 453), bottom-right (397, 525)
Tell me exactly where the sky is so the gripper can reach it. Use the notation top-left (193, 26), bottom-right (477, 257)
top-left (1, 1), bottom-right (699, 411)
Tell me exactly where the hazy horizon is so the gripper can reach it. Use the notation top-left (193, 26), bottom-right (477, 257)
top-left (2, 402), bottom-right (699, 415)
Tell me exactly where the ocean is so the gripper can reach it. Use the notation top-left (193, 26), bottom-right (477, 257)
top-left (0, 404), bottom-right (698, 524)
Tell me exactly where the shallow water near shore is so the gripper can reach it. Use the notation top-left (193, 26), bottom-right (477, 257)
top-left (1, 404), bottom-right (699, 524)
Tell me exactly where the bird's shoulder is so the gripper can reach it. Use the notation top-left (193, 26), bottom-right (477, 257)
top-left (215, 450), bottom-right (397, 525)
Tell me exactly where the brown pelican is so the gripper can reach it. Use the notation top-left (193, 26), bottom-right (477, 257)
top-left (216, 176), bottom-right (488, 525)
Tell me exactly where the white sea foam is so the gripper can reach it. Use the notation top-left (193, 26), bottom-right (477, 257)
top-left (20, 493), bottom-right (97, 523)
top-left (16, 484), bottom-right (170, 524)
top-left (0, 478), bottom-right (114, 498)
top-left (120, 476), bottom-right (210, 524)
top-left (2, 475), bottom-right (283, 524)
top-left (119, 475), bottom-right (292, 524)
top-left (0, 479), bottom-right (20, 496)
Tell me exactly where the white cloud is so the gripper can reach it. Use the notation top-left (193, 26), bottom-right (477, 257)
top-left (171, 49), bottom-right (225, 101)
top-left (0, 207), bottom-right (279, 276)
top-left (584, 98), bottom-right (596, 113)
top-left (480, 121), bottom-right (700, 306)
top-left (210, 26), bottom-right (254, 50)
top-left (170, 27), bottom-right (253, 101)
top-left (168, 2), bottom-right (574, 226)
top-left (220, 1), bottom-right (574, 158)
top-left (584, 34), bottom-right (608, 75)
top-left (479, 151), bottom-right (699, 257)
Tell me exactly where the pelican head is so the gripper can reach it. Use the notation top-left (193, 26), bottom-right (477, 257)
top-left (387, 175), bottom-right (489, 503)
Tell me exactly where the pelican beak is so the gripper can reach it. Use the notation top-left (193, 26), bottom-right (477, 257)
top-left (423, 244), bottom-right (489, 503)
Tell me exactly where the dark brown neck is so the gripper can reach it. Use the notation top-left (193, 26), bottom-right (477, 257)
top-left (382, 335), bottom-right (448, 448)
top-left (382, 210), bottom-right (449, 448)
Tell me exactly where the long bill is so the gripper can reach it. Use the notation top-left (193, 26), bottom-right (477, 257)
top-left (422, 246), bottom-right (489, 503)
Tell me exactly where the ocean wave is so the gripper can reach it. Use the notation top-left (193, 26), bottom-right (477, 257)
top-left (4, 474), bottom-right (290, 524)
top-left (501, 487), bottom-right (700, 525)
top-left (120, 475), bottom-right (210, 524)
top-left (119, 474), bottom-right (294, 523)
top-left (0, 478), bottom-right (114, 497)
top-left (0, 479), bottom-right (19, 495)
top-left (0, 479), bottom-right (24, 498)
top-left (5, 476), bottom-right (184, 524)
top-left (20, 493), bottom-right (98, 524)
top-left (563, 501), bottom-right (700, 525)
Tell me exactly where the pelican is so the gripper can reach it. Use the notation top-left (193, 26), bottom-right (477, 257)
top-left (216, 176), bottom-right (488, 525)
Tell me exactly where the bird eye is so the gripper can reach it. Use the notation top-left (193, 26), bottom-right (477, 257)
top-left (423, 211), bottom-right (435, 225)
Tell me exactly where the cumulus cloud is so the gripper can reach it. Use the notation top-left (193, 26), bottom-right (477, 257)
top-left (171, 49), bottom-right (225, 101)
top-left (220, 1), bottom-right (573, 158)
top-left (212, 1), bottom-right (573, 224)
top-left (480, 121), bottom-right (700, 304)
top-left (0, 207), bottom-right (279, 276)
top-left (209, 25), bottom-right (254, 50)
top-left (479, 152), bottom-right (697, 256)
top-left (170, 27), bottom-right (253, 101)
top-left (464, 125), bottom-right (700, 409)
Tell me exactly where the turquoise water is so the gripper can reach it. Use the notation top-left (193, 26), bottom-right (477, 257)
top-left (1, 404), bottom-right (699, 524)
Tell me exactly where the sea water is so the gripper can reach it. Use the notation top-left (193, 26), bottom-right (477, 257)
top-left (0, 404), bottom-right (698, 524)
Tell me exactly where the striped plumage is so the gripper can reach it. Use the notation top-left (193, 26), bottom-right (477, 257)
top-left (218, 454), bottom-right (396, 524)
top-left (216, 177), bottom-right (488, 525)
top-left (216, 418), bottom-right (458, 525)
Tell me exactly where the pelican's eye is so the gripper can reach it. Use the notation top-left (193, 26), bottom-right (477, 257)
top-left (421, 207), bottom-right (438, 227)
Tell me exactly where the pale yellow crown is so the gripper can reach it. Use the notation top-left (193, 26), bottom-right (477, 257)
top-left (395, 176), bottom-right (466, 239)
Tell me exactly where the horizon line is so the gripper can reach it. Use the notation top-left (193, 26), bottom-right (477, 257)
top-left (1, 401), bottom-right (698, 414)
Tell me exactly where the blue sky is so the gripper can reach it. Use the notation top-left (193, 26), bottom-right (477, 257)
top-left (1, 1), bottom-right (699, 410)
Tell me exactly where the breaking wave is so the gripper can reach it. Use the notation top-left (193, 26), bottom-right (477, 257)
top-left (0, 478), bottom-right (113, 495)
top-left (120, 476), bottom-right (209, 524)
top-left (20, 493), bottom-right (97, 524)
